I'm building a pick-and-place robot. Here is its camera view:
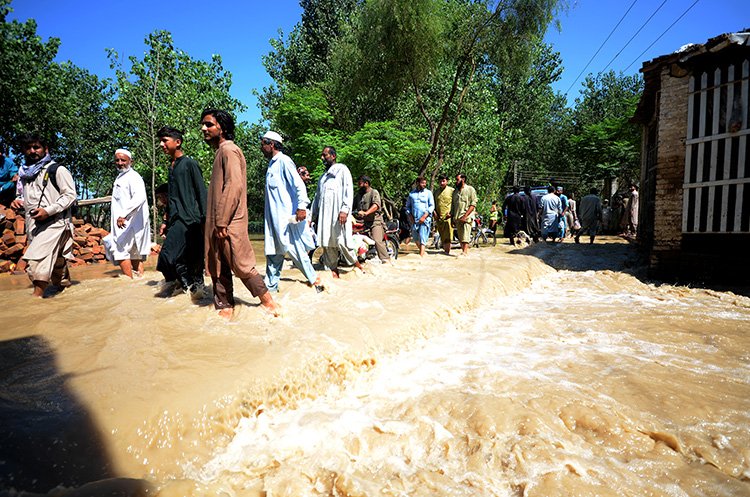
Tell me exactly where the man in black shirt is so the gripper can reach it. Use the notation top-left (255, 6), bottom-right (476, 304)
top-left (156, 126), bottom-right (208, 299)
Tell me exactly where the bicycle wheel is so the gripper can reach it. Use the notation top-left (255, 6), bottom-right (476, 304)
top-left (487, 229), bottom-right (497, 246)
top-left (386, 237), bottom-right (399, 260)
top-left (471, 231), bottom-right (480, 248)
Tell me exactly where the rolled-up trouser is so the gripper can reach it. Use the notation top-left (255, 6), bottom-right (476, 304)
top-left (321, 245), bottom-right (358, 271)
top-left (265, 250), bottom-right (316, 292)
top-left (212, 250), bottom-right (267, 309)
top-left (410, 219), bottom-right (431, 245)
top-left (26, 230), bottom-right (72, 284)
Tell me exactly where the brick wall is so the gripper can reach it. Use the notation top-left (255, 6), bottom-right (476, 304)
top-left (650, 65), bottom-right (688, 270)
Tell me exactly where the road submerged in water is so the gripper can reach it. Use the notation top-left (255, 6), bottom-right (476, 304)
top-left (1, 237), bottom-right (748, 496)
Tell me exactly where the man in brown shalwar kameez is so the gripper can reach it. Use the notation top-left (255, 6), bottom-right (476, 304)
top-left (200, 109), bottom-right (278, 318)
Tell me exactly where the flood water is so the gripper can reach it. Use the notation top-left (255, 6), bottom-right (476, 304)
top-left (190, 269), bottom-right (750, 496)
top-left (1, 239), bottom-right (749, 496)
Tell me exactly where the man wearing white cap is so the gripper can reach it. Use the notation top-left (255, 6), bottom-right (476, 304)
top-left (105, 148), bottom-right (151, 278)
top-left (261, 131), bottom-right (322, 292)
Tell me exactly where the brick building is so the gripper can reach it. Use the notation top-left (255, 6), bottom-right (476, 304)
top-left (633, 31), bottom-right (749, 283)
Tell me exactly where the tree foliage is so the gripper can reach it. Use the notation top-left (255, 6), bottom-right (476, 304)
top-left (569, 71), bottom-right (642, 186)
top-left (107, 30), bottom-right (245, 233)
top-left (0, 0), bottom-right (111, 198)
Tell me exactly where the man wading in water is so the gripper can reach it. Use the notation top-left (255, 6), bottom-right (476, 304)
top-left (201, 109), bottom-right (278, 318)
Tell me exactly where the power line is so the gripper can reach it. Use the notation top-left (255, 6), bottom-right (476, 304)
top-left (563, 0), bottom-right (640, 96)
top-left (601, 0), bottom-right (669, 73)
top-left (624, 0), bottom-right (701, 72)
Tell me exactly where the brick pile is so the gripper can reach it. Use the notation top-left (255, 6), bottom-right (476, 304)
top-left (0, 203), bottom-right (110, 273)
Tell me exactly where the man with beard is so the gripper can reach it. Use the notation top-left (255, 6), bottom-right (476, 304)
top-left (106, 148), bottom-right (151, 279)
top-left (405, 176), bottom-right (434, 258)
top-left (434, 174), bottom-right (454, 255)
top-left (353, 175), bottom-right (390, 263)
top-left (502, 186), bottom-right (525, 245)
top-left (261, 130), bottom-right (321, 292)
top-left (201, 109), bottom-right (278, 318)
top-left (11, 134), bottom-right (76, 297)
top-left (311, 146), bottom-right (363, 277)
top-left (450, 173), bottom-right (477, 256)
top-left (155, 127), bottom-right (207, 298)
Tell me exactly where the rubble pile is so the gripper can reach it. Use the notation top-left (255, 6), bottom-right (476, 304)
top-left (0, 204), bottom-right (109, 273)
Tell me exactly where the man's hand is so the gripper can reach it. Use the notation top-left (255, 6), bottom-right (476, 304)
top-left (460, 215), bottom-right (468, 224)
top-left (419, 214), bottom-right (428, 224)
top-left (338, 212), bottom-right (347, 225)
top-left (159, 222), bottom-right (167, 237)
top-left (215, 226), bottom-right (229, 239)
top-left (117, 216), bottom-right (127, 228)
top-left (296, 209), bottom-right (307, 222)
top-left (10, 199), bottom-right (23, 210)
top-left (31, 208), bottom-right (50, 221)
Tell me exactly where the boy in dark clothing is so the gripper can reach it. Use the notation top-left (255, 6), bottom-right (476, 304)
top-left (156, 126), bottom-right (208, 299)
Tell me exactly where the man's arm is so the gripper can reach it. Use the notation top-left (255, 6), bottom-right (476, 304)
top-left (358, 190), bottom-right (381, 218)
top-left (189, 159), bottom-right (208, 220)
top-left (338, 167), bottom-right (353, 225)
top-left (119, 173), bottom-right (148, 220)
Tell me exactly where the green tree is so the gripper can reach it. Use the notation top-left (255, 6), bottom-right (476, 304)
top-left (0, 0), bottom-right (113, 201)
top-left (331, 0), bottom-right (561, 180)
top-left (570, 71), bottom-right (643, 187)
top-left (107, 30), bottom-right (245, 235)
top-left (0, 0), bottom-right (60, 147)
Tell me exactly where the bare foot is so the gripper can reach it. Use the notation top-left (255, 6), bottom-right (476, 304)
top-left (259, 292), bottom-right (280, 317)
top-left (218, 308), bottom-right (234, 319)
top-left (309, 276), bottom-right (325, 293)
top-left (331, 270), bottom-right (340, 279)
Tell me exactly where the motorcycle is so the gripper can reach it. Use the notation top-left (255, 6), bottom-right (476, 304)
top-left (352, 219), bottom-right (400, 262)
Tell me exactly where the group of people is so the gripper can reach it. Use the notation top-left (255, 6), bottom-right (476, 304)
top-left (400, 173), bottom-right (479, 257)
top-left (7, 111), bottom-right (402, 319)
top-left (7, 111), bottom-right (640, 315)
top-left (500, 183), bottom-right (639, 245)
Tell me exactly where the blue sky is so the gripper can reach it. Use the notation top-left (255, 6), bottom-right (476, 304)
top-left (8, 0), bottom-right (749, 123)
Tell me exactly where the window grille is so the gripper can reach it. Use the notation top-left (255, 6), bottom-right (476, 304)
top-left (683, 59), bottom-right (750, 233)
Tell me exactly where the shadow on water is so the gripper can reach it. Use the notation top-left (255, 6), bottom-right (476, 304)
top-left (511, 237), bottom-right (750, 297)
top-left (510, 238), bottom-right (645, 274)
top-left (0, 336), bottom-right (152, 495)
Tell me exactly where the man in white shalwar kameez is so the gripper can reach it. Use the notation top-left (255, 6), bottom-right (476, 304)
top-left (261, 131), bottom-right (321, 292)
top-left (11, 133), bottom-right (77, 297)
top-left (311, 146), bottom-right (363, 277)
top-left (106, 149), bottom-right (151, 278)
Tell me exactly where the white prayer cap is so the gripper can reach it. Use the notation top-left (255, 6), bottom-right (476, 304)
top-left (262, 131), bottom-right (283, 144)
top-left (115, 148), bottom-right (132, 159)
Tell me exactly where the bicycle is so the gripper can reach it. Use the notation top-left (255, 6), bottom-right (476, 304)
top-left (470, 215), bottom-right (496, 247)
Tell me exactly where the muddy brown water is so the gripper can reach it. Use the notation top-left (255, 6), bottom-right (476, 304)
top-left (1, 237), bottom-right (748, 496)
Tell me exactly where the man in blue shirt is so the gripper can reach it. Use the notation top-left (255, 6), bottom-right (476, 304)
top-left (405, 176), bottom-right (434, 257)
top-left (0, 143), bottom-right (19, 207)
